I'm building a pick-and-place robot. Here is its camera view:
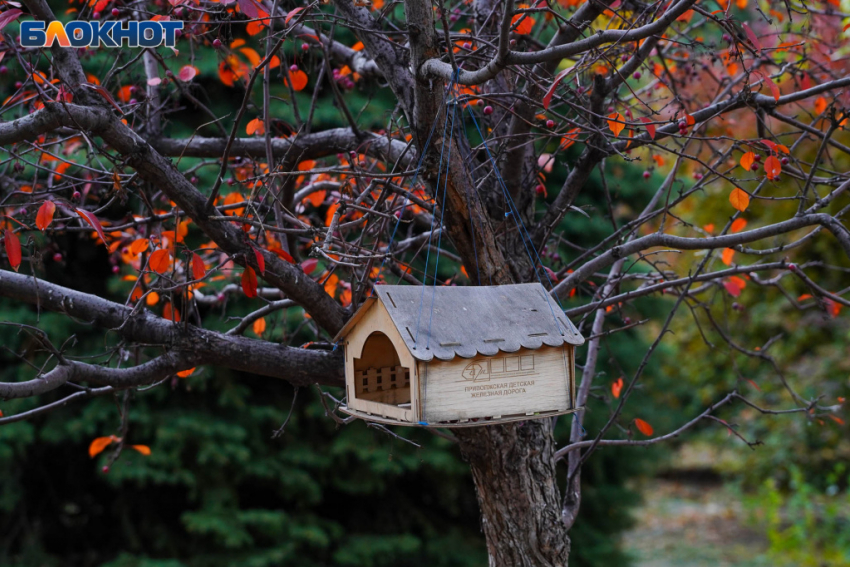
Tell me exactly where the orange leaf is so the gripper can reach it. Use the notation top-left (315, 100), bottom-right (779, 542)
top-left (242, 266), bottom-right (258, 298)
top-left (285, 69), bottom-right (308, 92)
top-left (828, 414), bottom-right (845, 425)
top-left (764, 74), bottom-right (780, 102)
top-left (560, 127), bottom-right (581, 150)
top-left (511, 10), bottom-right (535, 35)
top-left (740, 151), bottom-right (755, 171)
top-left (149, 249), bottom-right (171, 274)
top-left (721, 248), bottom-right (735, 266)
top-left (146, 291), bottom-right (160, 306)
top-left (177, 367), bottom-right (195, 378)
top-left (634, 418), bottom-right (654, 436)
top-left (324, 272), bottom-right (339, 297)
top-left (4, 229), bottom-right (21, 271)
top-left (36, 201), bottom-right (56, 231)
top-left (191, 253), bottom-right (206, 280)
top-left (729, 188), bottom-right (750, 212)
top-left (607, 113), bottom-right (625, 136)
top-left (764, 155), bottom-right (781, 180)
top-left (130, 238), bottom-right (150, 255)
top-left (703, 223), bottom-right (715, 234)
top-left (223, 192), bottom-right (245, 217)
top-left (814, 96), bottom-right (827, 115)
top-left (131, 445), bottom-right (152, 456)
top-left (89, 436), bottom-right (115, 458)
top-left (246, 117), bottom-right (265, 136)
top-left (611, 378), bottom-right (623, 398)
top-left (797, 293), bottom-right (813, 301)
top-left (75, 208), bottom-right (108, 246)
top-left (253, 317), bottom-right (266, 335)
top-left (730, 218), bottom-right (747, 233)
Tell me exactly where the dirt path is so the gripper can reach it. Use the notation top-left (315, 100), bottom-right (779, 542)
top-left (622, 477), bottom-right (769, 567)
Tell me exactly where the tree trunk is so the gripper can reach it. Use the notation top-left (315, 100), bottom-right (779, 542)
top-left (455, 421), bottom-right (570, 566)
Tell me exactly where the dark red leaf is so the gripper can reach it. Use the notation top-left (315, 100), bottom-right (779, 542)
top-left (75, 208), bottom-right (108, 246)
top-left (4, 229), bottom-right (21, 272)
top-left (242, 266), bottom-right (258, 298)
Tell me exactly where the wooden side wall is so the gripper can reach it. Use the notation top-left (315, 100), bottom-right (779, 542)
top-left (343, 300), bottom-right (418, 422)
top-left (418, 345), bottom-right (573, 423)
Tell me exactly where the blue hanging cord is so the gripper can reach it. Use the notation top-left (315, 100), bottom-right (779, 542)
top-left (424, 85), bottom-right (458, 350)
top-left (464, 105), bottom-right (566, 334)
top-left (370, 79), bottom-right (455, 296)
top-left (572, 412), bottom-right (587, 438)
top-left (413, 73), bottom-right (457, 348)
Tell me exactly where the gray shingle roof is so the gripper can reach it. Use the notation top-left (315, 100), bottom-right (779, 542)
top-left (364, 283), bottom-right (584, 362)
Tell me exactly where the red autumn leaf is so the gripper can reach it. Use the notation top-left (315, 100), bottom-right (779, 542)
top-left (75, 208), bottom-right (108, 246)
top-left (634, 418), bottom-right (654, 436)
top-left (814, 96), bottom-right (827, 115)
top-left (0, 8), bottom-right (22, 31)
top-left (36, 201), bottom-right (56, 231)
top-left (272, 248), bottom-right (295, 264)
top-left (797, 293), bottom-right (813, 301)
top-left (253, 247), bottom-right (266, 275)
top-left (4, 229), bottom-right (21, 272)
top-left (823, 298), bottom-right (841, 318)
top-left (721, 248), bottom-right (735, 266)
top-left (560, 127), bottom-right (581, 150)
top-left (285, 6), bottom-right (304, 25)
top-left (82, 83), bottom-right (124, 114)
top-left (741, 22), bottom-right (761, 51)
top-left (723, 279), bottom-right (743, 297)
top-left (764, 155), bottom-right (781, 180)
top-left (191, 253), bottom-right (206, 280)
top-left (740, 151), bottom-right (755, 171)
top-left (828, 414), bottom-right (845, 425)
top-left (611, 378), bottom-right (623, 399)
top-left (238, 0), bottom-right (262, 18)
top-left (162, 302), bottom-right (180, 322)
top-left (639, 117), bottom-right (656, 140)
top-left (242, 266), bottom-right (258, 298)
top-left (542, 65), bottom-right (575, 110)
top-left (747, 379), bottom-right (761, 391)
top-left (301, 258), bottom-right (319, 274)
top-left (89, 436), bottom-right (116, 458)
top-left (730, 218), bottom-right (747, 233)
top-left (149, 249), bottom-right (171, 274)
top-left (764, 74), bottom-right (780, 102)
top-left (177, 65), bottom-right (198, 82)
top-left (729, 275), bottom-right (747, 291)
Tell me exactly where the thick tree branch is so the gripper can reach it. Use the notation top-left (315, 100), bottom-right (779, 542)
top-left (0, 269), bottom-right (344, 386)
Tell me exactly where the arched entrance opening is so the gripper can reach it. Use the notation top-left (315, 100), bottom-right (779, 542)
top-left (353, 331), bottom-right (411, 406)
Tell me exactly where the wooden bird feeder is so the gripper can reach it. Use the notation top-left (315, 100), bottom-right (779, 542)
top-left (333, 283), bottom-right (585, 427)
